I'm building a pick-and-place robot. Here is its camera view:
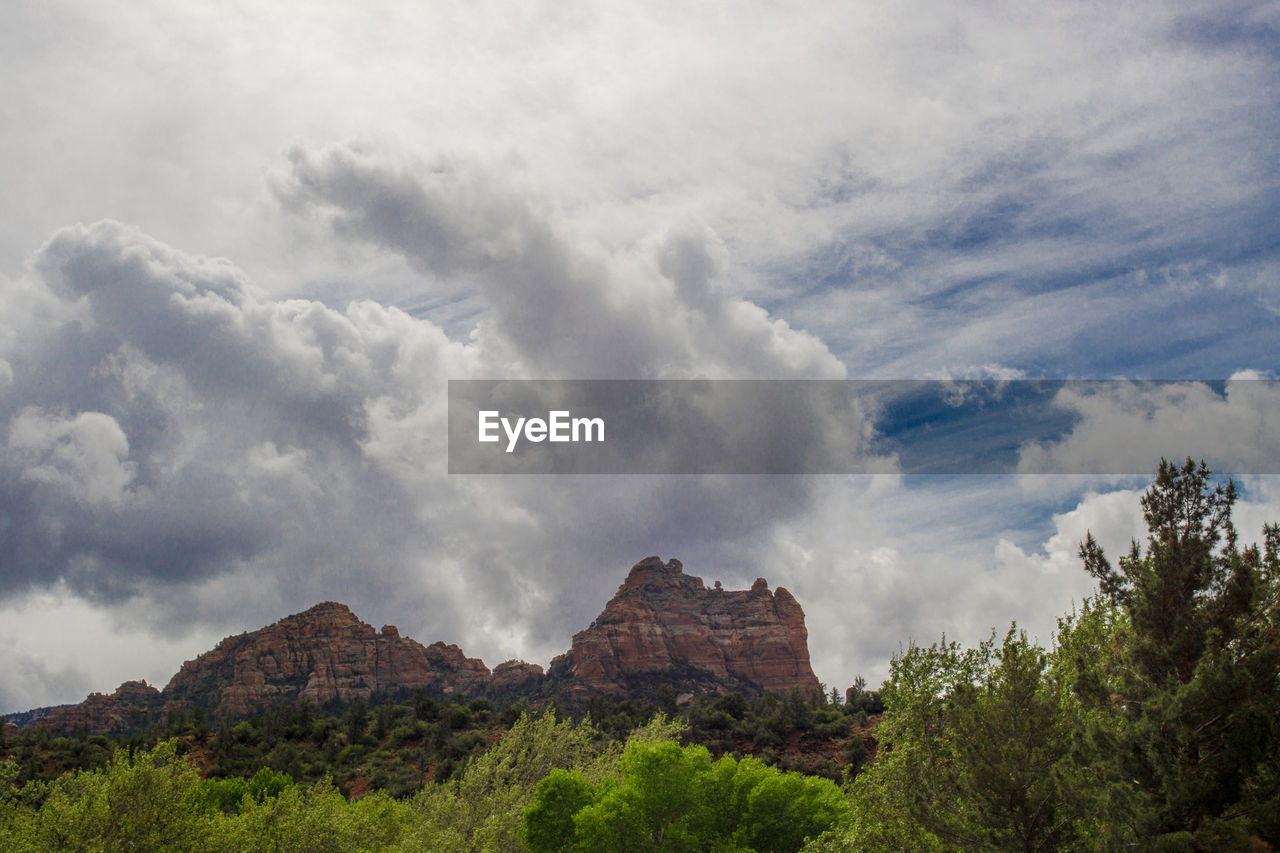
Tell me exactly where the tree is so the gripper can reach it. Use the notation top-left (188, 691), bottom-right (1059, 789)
top-left (521, 739), bottom-right (847, 853)
top-left (17, 740), bottom-right (212, 852)
top-left (834, 628), bottom-right (1098, 852)
top-left (214, 778), bottom-right (409, 853)
top-left (1078, 458), bottom-right (1280, 849)
top-left (573, 739), bottom-right (713, 852)
top-left (344, 700), bottom-right (370, 745)
top-left (520, 770), bottom-right (596, 853)
top-left (396, 709), bottom-right (683, 853)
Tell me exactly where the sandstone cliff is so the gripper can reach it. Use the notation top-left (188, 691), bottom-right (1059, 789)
top-left (547, 556), bottom-right (821, 701)
top-left (26, 556), bottom-right (820, 734)
top-left (163, 602), bottom-right (494, 718)
top-left (38, 680), bottom-right (164, 734)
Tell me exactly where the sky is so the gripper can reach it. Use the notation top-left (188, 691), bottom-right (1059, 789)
top-left (2, 0), bottom-right (1279, 714)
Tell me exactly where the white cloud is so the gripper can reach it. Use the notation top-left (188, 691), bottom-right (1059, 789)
top-left (781, 475), bottom-right (1280, 692)
top-left (0, 585), bottom-right (223, 713)
top-left (9, 408), bottom-right (136, 507)
top-left (1018, 379), bottom-right (1280, 475)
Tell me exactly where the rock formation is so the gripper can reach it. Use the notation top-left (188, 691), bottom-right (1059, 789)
top-left (490, 660), bottom-right (546, 696)
top-left (162, 602), bottom-right (493, 718)
top-left (23, 557), bottom-right (821, 734)
top-left (2, 704), bottom-right (68, 732)
top-left (548, 556), bottom-right (821, 701)
top-left (38, 680), bottom-right (164, 734)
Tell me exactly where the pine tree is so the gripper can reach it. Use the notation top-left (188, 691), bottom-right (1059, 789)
top-left (1079, 458), bottom-right (1280, 849)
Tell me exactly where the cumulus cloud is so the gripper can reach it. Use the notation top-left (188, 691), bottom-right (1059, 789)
top-left (0, 148), bottom-right (865, 706)
top-left (763, 477), bottom-right (1114, 690)
top-left (274, 144), bottom-right (845, 380)
top-left (789, 475), bottom-right (1280, 692)
top-left (1017, 379), bottom-right (1280, 475)
top-left (9, 409), bottom-right (136, 507)
top-left (0, 220), bottom-right (468, 608)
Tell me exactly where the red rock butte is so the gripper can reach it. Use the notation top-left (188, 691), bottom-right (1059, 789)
top-left (160, 602), bottom-right (501, 719)
top-left (27, 556), bottom-right (821, 734)
top-left (549, 556), bottom-right (821, 700)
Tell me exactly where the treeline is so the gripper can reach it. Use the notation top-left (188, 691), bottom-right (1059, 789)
top-left (1, 679), bottom-right (879, 800)
top-left (3, 459), bottom-right (1278, 851)
top-left (0, 712), bottom-right (853, 851)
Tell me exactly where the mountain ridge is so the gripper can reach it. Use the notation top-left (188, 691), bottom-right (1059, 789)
top-left (13, 557), bottom-right (822, 734)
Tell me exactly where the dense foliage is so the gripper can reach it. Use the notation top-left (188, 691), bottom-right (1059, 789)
top-left (0, 686), bottom-right (868, 851)
top-left (1, 683), bottom-right (869, 796)
top-left (521, 740), bottom-right (846, 852)
top-left (815, 459), bottom-right (1280, 853)
top-left (0, 713), bottom-right (835, 852)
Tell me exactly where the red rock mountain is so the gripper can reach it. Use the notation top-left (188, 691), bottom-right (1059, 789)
top-left (25, 557), bottom-right (821, 734)
top-left (38, 680), bottom-right (164, 735)
top-left (548, 557), bottom-right (820, 701)
top-left (162, 602), bottom-right (498, 718)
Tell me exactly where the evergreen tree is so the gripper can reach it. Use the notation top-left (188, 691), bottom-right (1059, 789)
top-left (1079, 458), bottom-right (1280, 849)
top-left (834, 628), bottom-right (1098, 852)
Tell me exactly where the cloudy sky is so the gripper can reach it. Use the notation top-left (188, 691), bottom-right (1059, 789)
top-left (2, 0), bottom-right (1279, 713)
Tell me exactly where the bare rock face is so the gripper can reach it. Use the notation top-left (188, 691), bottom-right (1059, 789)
top-left (39, 680), bottom-right (163, 734)
top-left (491, 660), bottom-right (546, 696)
top-left (162, 602), bottom-right (492, 718)
top-left (26, 556), bottom-right (824, 733)
top-left (548, 557), bottom-right (821, 699)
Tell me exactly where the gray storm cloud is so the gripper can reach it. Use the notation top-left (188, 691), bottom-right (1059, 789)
top-left (0, 152), bottom-right (861, 703)
top-left (275, 145), bottom-right (846, 380)
top-left (1, 220), bottom-right (461, 604)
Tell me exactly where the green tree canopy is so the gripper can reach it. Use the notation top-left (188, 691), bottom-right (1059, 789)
top-left (1078, 458), bottom-right (1280, 848)
top-left (521, 739), bottom-right (846, 853)
top-left (831, 626), bottom-right (1100, 853)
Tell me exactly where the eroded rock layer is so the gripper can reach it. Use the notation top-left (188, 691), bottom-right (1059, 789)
top-left (162, 602), bottom-right (493, 718)
top-left (38, 680), bottom-right (164, 734)
top-left (548, 556), bottom-right (820, 700)
top-left (24, 557), bottom-right (820, 734)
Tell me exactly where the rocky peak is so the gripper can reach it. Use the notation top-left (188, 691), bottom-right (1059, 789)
top-left (491, 660), bottom-right (546, 697)
top-left (302, 601), bottom-right (358, 618)
top-left (25, 556), bottom-right (823, 734)
top-left (38, 680), bottom-right (163, 734)
top-left (549, 556), bottom-right (820, 700)
top-left (162, 604), bottom-right (492, 719)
